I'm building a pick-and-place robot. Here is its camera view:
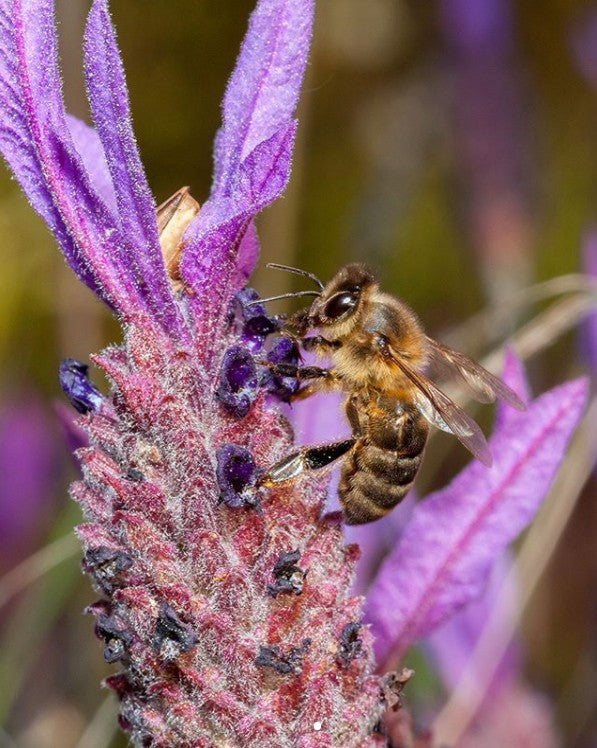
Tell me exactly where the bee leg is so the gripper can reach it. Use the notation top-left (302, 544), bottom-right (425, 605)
top-left (259, 439), bottom-right (355, 486)
top-left (265, 363), bottom-right (334, 381)
top-left (301, 336), bottom-right (341, 354)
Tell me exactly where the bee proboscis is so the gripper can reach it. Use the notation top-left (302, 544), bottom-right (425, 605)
top-left (256, 263), bottom-right (525, 525)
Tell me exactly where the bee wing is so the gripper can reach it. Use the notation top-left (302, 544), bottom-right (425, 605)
top-left (387, 344), bottom-right (493, 466)
top-left (425, 336), bottom-right (526, 411)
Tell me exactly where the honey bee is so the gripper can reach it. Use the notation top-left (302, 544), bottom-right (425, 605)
top-left (255, 263), bottom-right (525, 525)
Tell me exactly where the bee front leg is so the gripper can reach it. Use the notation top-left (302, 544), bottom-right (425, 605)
top-left (301, 336), bottom-right (341, 355)
top-left (262, 362), bottom-right (342, 401)
top-left (265, 363), bottom-right (333, 381)
top-left (259, 439), bottom-right (356, 486)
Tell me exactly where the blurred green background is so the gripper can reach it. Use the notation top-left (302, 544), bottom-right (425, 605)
top-left (1, 1), bottom-right (597, 745)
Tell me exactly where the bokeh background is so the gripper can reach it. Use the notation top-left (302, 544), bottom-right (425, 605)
top-left (1, 1), bottom-right (597, 745)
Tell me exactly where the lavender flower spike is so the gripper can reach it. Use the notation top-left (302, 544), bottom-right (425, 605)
top-left (0, 2), bottom-right (393, 745)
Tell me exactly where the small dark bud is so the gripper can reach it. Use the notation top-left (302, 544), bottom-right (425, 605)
top-left (234, 289), bottom-right (280, 351)
top-left (125, 467), bottom-right (144, 482)
top-left (216, 444), bottom-right (260, 510)
top-left (262, 337), bottom-right (300, 402)
top-left (59, 358), bottom-right (104, 414)
top-left (255, 638), bottom-right (311, 675)
top-left (267, 549), bottom-right (306, 597)
top-left (337, 622), bottom-right (363, 667)
top-left (216, 346), bottom-right (259, 417)
top-left (83, 547), bottom-right (133, 592)
top-left (104, 637), bottom-right (127, 664)
top-left (95, 613), bottom-right (132, 664)
top-left (153, 602), bottom-right (198, 659)
top-left (84, 546), bottom-right (133, 574)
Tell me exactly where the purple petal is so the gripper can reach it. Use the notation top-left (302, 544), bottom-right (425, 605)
top-left (84, 0), bottom-right (185, 339)
top-left (364, 376), bottom-right (588, 668)
top-left (236, 220), bottom-right (260, 283)
top-left (182, 124), bottom-right (296, 358)
top-left (65, 114), bottom-right (117, 214)
top-left (427, 552), bottom-right (520, 698)
top-left (180, 0), bottom-right (313, 327)
top-left (182, 121), bottom-right (296, 283)
top-left (212, 0), bottom-right (313, 197)
top-left (494, 347), bottom-right (531, 432)
top-left (0, 0), bottom-right (139, 312)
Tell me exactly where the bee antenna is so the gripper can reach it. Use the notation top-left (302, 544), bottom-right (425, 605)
top-left (246, 290), bottom-right (321, 307)
top-left (266, 262), bottom-right (325, 290)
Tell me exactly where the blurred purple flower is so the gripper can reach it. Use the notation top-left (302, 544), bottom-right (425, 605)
top-left (437, 0), bottom-right (535, 298)
top-left (0, 393), bottom-right (59, 566)
top-left (570, 6), bottom-right (597, 92)
top-left (579, 231), bottom-right (597, 378)
top-left (365, 351), bottom-right (586, 671)
top-left (570, 17), bottom-right (597, 381)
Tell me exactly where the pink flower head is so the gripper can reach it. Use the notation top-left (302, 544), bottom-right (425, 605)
top-left (0, 1), bottom-right (391, 744)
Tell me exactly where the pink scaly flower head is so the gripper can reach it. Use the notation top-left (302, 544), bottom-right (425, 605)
top-left (0, 0), bottom-right (391, 745)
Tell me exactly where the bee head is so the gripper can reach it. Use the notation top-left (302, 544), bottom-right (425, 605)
top-left (256, 262), bottom-right (376, 339)
top-left (307, 264), bottom-right (375, 335)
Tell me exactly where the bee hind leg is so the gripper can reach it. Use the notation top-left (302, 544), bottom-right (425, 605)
top-left (259, 439), bottom-right (355, 486)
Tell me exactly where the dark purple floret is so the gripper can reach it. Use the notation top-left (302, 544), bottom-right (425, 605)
top-left (215, 444), bottom-right (259, 509)
top-left (59, 358), bottom-right (104, 414)
top-left (83, 546), bottom-right (133, 595)
top-left (125, 467), bottom-right (144, 482)
top-left (255, 638), bottom-right (312, 675)
top-left (267, 548), bottom-right (306, 597)
top-left (235, 288), bottom-right (280, 351)
top-left (95, 613), bottom-right (133, 664)
top-left (83, 546), bottom-right (133, 591)
top-left (216, 346), bottom-right (259, 417)
top-left (337, 622), bottom-right (363, 667)
top-left (263, 336), bottom-right (300, 401)
top-left (153, 602), bottom-right (198, 659)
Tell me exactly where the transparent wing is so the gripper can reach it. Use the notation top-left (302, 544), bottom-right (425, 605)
top-left (425, 336), bottom-right (526, 411)
top-left (387, 343), bottom-right (493, 466)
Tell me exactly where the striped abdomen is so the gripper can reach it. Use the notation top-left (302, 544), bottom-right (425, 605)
top-left (339, 398), bottom-right (428, 525)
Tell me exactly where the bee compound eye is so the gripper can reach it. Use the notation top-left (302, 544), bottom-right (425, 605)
top-left (324, 292), bottom-right (357, 320)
